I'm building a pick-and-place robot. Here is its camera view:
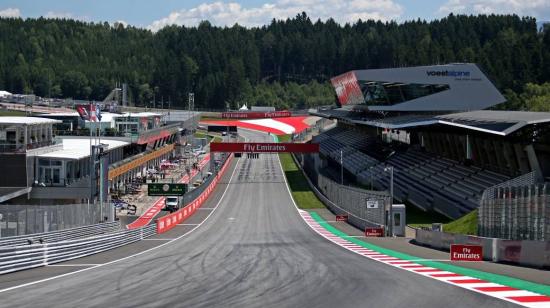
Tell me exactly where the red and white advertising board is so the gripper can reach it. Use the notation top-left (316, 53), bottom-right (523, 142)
top-left (210, 142), bottom-right (319, 153)
top-left (365, 227), bottom-right (384, 237)
top-left (335, 215), bottom-right (348, 222)
top-left (156, 154), bottom-right (233, 234)
top-left (450, 244), bottom-right (483, 261)
top-left (221, 111), bottom-right (291, 119)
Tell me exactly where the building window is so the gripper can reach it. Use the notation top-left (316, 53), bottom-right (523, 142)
top-left (359, 81), bottom-right (450, 106)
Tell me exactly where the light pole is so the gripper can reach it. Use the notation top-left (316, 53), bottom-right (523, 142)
top-left (384, 165), bottom-right (394, 237)
top-left (340, 149), bottom-right (343, 185)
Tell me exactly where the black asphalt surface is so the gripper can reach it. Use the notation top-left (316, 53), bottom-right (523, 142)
top-left (0, 129), bottom-right (521, 308)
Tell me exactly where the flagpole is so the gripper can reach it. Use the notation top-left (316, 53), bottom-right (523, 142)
top-left (89, 103), bottom-right (92, 207)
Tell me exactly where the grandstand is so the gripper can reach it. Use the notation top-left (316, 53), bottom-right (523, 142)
top-left (308, 63), bottom-right (550, 219)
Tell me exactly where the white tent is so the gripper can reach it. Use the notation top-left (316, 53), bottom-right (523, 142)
top-left (239, 104), bottom-right (248, 111)
top-left (0, 91), bottom-right (12, 98)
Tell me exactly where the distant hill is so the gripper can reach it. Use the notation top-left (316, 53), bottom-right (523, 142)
top-left (0, 14), bottom-right (549, 109)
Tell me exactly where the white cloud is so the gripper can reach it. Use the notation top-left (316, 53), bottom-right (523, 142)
top-left (148, 0), bottom-right (403, 31)
top-left (438, 0), bottom-right (550, 19)
top-left (0, 8), bottom-right (20, 18)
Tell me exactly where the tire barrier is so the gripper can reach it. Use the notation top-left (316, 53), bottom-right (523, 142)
top-left (0, 224), bottom-right (156, 275)
top-left (0, 221), bottom-right (121, 248)
top-left (156, 153), bottom-right (233, 234)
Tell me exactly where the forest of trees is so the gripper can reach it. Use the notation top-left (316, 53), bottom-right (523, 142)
top-left (0, 13), bottom-right (549, 110)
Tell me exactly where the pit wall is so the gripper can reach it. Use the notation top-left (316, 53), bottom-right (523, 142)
top-left (156, 153), bottom-right (233, 233)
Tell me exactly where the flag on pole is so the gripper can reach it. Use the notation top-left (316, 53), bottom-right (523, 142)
top-left (76, 104), bottom-right (92, 121)
top-left (96, 103), bottom-right (102, 122)
top-left (76, 103), bottom-right (99, 122)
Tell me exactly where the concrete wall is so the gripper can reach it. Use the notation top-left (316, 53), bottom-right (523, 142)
top-left (415, 228), bottom-right (550, 268)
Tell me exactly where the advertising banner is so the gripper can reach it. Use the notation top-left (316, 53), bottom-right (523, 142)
top-left (450, 244), bottom-right (483, 261)
top-left (210, 142), bottom-right (319, 153)
top-left (148, 183), bottom-right (187, 196)
top-left (365, 227), bottom-right (384, 237)
top-left (221, 111), bottom-right (291, 119)
top-left (335, 215), bottom-right (348, 222)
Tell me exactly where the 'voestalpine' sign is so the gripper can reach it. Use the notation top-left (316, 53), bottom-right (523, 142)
top-left (148, 183), bottom-right (187, 196)
top-left (426, 70), bottom-right (470, 77)
top-left (210, 142), bottom-right (319, 153)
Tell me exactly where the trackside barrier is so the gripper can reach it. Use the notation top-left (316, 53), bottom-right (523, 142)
top-left (0, 224), bottom-right (156, 275)
top-left (156, 154), bottom-right (234, 234)
top-left (415, 229), bottom-right (550, 268)
top-left (0, 222), bottom-right (121, 248)
top-left (290, 153), bottom-right (385, 230)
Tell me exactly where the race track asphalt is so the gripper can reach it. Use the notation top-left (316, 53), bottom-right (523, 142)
top-left (0, 129), bottom-right (521, 308)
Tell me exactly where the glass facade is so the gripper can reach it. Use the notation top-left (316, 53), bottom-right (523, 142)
top-left (359, 81), bottom-right (450, 106)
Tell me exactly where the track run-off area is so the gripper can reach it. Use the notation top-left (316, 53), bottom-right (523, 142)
top-left (0, 128), bottom-right (541, 308)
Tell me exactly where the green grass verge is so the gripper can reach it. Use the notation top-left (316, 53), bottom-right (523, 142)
top-left (0, 109), bottom-right (26, 116)
top-left (409, 209), bottom-right (478, 236)
top-left (279, 153), bottom-right (325, 209)
top-left (309, 211), bottom-right (550, 297)
top-left (442, 209), bottom-right (478, 235)
top-left (276, 134), bottom-right (324, 209)
top-left (195, 132), bottom-right (224, 143)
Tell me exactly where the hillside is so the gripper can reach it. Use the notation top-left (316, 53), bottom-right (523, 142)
top-left (0, 13), bottom-right (549, 109)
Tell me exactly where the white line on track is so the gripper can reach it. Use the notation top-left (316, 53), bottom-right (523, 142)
top-left (0, 155), bottom-right (242, 294)
top-left (47, 264), bottom-right (101, 267)
top-left (142, 239), bottom-right (176, 241)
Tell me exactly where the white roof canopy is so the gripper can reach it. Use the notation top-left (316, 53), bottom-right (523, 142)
top-left (0, 117), bottom-right (61, 125)
top-left (37, 138), bottom-right (128, 160)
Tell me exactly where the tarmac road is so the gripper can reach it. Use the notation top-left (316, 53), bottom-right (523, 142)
top-left (0, 129), bottom-right (521, 308)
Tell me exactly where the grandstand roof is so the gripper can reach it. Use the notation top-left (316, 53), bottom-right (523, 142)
top-left (312, 108), bottom-right (550, 136)
top-left (437, 111), bottom-right (550, 136)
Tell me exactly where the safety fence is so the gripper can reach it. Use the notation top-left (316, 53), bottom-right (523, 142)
top-left (317, 173), bottom-right (388, 227)
top-left (0, 202), bottom-right (111, 237)
top-left (0, 221), bottom-right (120, 248)
top-left (157, 153), bottom-right (233, 234)
top-left (0, 224), bottom-right (156, 275)
top-left (478, 182), bottom-right (550, 241)
top-left (415, 228), bottom-right (550, 268)
top-left (292, 153), bottom-right (388, 229)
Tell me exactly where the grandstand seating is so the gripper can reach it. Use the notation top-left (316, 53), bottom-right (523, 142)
top-left (313, 126), bottom-right (512, 218)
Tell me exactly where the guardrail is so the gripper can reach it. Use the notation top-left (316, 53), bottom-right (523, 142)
top-left (0, 222), bottom-right (121, 248)
top-left (0, 224), bottom-right (156, 275)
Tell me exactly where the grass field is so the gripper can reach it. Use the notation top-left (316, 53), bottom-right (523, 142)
top-left (279, 152), bottom-right (326, 209)
top-left (277, 134), bottom-right (325, 209)
top-left (408, 207), bottom-right (478, 235)
top-left (0, 109), bottom-right (26, 116)
top-left (442, 210), bottom-right (478, 235)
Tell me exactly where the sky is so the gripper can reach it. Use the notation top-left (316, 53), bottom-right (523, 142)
top-left (0, 0), bottom-right (548, 31)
